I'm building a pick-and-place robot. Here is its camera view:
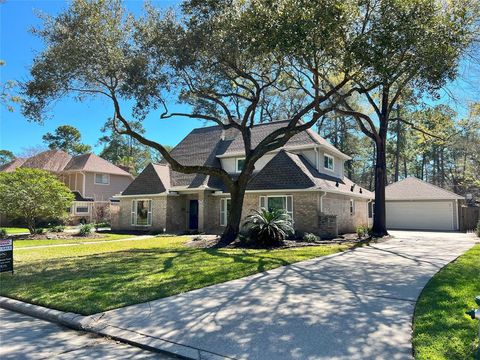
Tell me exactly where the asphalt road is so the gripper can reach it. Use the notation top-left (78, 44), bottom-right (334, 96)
top-left (0, 308), bottom-right (174, 360)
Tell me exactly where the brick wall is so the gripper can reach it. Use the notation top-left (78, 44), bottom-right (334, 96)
top-left (322, 193), bottom-right (370, 233)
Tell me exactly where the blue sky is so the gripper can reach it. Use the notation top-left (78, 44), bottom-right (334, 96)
top-left (1, 0), bottom-right (478, 156)
top-left (0, 0), bottom-right (198, 156)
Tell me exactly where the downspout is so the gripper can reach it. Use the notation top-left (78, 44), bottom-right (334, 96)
top-left (319, 191), bottom-right (327, 213)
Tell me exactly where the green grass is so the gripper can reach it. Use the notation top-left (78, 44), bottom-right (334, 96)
top-left (0, 236), bottom-right (349, 315)
top-left (413, 244), bottom-right (480, 360)
top-left (1, 227), bottom-right (29, 234)
top-left (13, 233), bottom-right (139, 248)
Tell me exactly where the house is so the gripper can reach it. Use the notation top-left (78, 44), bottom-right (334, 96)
top-left (0, 149), bottom-right (134, 224)
top-left (112, 121), bottom-right (374, 236)
top-left (385, 177), bottom-right (464, 231)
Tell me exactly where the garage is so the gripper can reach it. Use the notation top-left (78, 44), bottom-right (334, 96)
top-left (385, 177), bottom-right (463, 231)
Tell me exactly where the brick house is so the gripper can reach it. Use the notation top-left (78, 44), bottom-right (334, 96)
top-left (112, 121), bottom-right (374, 236)
top-left (0, 149), bottom-right (133, 224)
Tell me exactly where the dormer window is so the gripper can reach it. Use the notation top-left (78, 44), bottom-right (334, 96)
top-left (236, 158), bottom-right (245, 173)
top-left (324, 154), bottom-right (334, 171)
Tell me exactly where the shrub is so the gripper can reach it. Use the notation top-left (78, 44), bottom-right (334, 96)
top-left (78, 223), bottom-right (93, 236)
top-left (0, 228), bottom-right (6, 238)
top-left (303, 233), bottom-right (320, 242)
top-left (356, 225), bottom-right (369, 238)
top-left (49, 225), bottom-right (65, 233)
top-left (34, 228), bottom-right (45, 235)
top-left (476, 220), bottom-right (480, 238)
top-left (0, 168), bottom-right (74, 234)
top-left (243, 208), bottom-right (294, 246)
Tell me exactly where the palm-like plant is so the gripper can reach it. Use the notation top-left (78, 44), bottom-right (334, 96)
top-left (243, 208), bottom-right (294, 246)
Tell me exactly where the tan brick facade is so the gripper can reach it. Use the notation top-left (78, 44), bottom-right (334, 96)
top-left (113, 191), bottom-right (372, 235)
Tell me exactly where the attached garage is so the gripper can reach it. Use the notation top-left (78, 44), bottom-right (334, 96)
top-left (385, 177), bottom-right (463, 231)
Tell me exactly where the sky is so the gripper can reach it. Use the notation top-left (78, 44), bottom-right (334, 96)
top-left (0, 0), bottom-right (479, 156)
top-left (0, 0), bottom-right (196, 156)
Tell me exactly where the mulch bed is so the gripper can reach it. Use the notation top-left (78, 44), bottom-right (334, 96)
top-left (185, 233), bottom-right (370, 249)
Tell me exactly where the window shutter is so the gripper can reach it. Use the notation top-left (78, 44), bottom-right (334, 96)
top-left (220, 199), bottom-right (226, 226)
top-left (147, 200), bottom-right (152, 225)
top-left (259, 196), bottom-right (266, 209)
top-left (131, 200), bottom-right (136, 225)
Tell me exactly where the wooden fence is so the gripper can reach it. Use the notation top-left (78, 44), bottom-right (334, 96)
top-left (459, 206), bottom-right (479, 232)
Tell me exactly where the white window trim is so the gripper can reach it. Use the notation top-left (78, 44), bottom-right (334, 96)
top-left (131, 199), bottom-right (153, 226)
top-left (259, 195), bottom-right (294, 220)
top-left (74, 204), bottom-right (90, 215)
top-left (350, 199), bottom-right (355, 216)
top-left (324, 154), bottom-right (334, 172)
top-left (235, 158), bottom-right (245, 173)
top-left (220, 198), bottom-right (231, 227)
top-left (94, 173), bottom-right (110, 185)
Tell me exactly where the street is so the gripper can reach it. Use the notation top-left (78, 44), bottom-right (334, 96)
top-left (0, 308), bottom-right (173, 359)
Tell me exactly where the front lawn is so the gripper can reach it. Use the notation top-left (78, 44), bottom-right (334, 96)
top-left (0, 236), bottom-right (349, 315)
top-left (13, 233), bottom-right (141, 248)
top-left (412, 244), bottom-right (480, 360)
top-left (1, 227), bottom-right (29, 234)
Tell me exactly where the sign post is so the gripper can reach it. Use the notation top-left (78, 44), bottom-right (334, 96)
top-left (0, 238), bottom-right (13, 274)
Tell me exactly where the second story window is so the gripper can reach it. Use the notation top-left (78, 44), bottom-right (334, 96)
top-left (324, 154), bottom-right (334, 171)
top-left (95, 173), bottom-right (110, 185)
top-left (236, 158), bottom-right (245, 173)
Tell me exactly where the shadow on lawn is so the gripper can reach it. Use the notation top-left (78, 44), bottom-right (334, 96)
top-left (0, 247), bottom-right (297, 315)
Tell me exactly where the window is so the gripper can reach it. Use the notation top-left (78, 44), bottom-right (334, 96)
top-left (368, 201), bottom-right (374, 219)
top-left (259, 195), bottom-right (293, 220)
top-left (350, 199), bottom-right (355, 215)
top-left (131, 200), bottom-right (152, 226)
top-left (76, 206), bottom-right (89, 214)
top-left (324, 154), bottom-right (334, 171)
top-left (220, 198), bottom-right (231, 226)
top-left (236, 158), bottom-right (245, 172)
top-left (95, 173), bottom-right (110, 185)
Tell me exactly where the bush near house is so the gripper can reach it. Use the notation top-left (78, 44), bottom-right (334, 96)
top-left (476, 220), bottom-right (480, 237)
top-left (0, 168), bottom-right (74, 234)
top-left (243, 208), bottom-right (294, 246)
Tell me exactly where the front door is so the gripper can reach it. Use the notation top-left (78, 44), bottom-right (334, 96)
top-left (189, 200), bottom-right (199, 230)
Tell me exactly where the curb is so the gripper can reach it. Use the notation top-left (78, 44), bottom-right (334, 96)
top-left (0, 296), bottom-right (227, 359)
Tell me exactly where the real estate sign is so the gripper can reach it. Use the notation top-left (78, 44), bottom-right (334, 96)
top-left (0, 239), bottom-right (13, 273)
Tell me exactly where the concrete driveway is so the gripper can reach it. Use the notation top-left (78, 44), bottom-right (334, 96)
top-left (87, 231), bottom-right (478, 360)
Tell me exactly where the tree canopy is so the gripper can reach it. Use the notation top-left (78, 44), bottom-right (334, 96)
top-left (21, 0), bottom-right (480, 240)
top-left (0, 149), bottom-right (15, 166)
top-left (0, 168), bottom-right (74, 233)
top-left (42, 125), bottom-right (91, 155)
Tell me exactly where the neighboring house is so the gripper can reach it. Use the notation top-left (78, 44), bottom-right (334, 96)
top-left (0, 149), bottom-right (133, 224)
top-left (385, 177), bottom-right (464, 231)
top-left (112, 121), bottom-right (374, 236)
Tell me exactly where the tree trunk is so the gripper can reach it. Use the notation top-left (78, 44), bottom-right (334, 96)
top-left (372, 137), bottom-right (389, 237)
top-left (218, 181), bottom-right (247, 245)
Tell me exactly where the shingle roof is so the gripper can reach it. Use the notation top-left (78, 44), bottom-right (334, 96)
top-left (63, 153), bottom-right (132, 176)
top-left (248, 151), bottom-right (316, 190)
top-left (122, 163), bottom-right (170, 195)
top-left (0, 158), bottom-right (26, 172)
top-left (21, 149), bottom-right (72, 173)
top-left (216, 120), bottom-right (351, 159)
top-left (160, 126), bottom-right (225, 188)
top-left (1, 149), bottom-right (132, 177)
top-left (247, 151), bottom-right (373, 197)
top-left (385, 177), bottom-right (463, 200)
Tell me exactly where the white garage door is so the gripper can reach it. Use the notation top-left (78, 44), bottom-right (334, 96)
top-left (386, 201), bottom-right (454, 231)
